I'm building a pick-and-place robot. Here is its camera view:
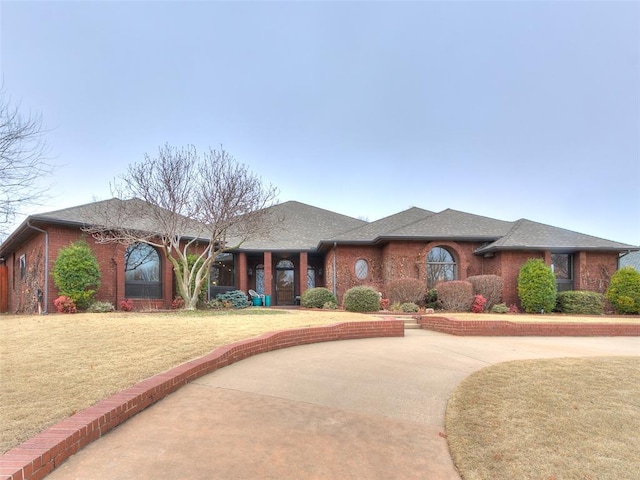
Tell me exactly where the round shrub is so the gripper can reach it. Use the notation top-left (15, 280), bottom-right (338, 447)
top-left (52, 240), bottom-right (101, 311)
top-left (400, 302), bottom-right (419, 313)
top-left (491, 303), bottom-right (509, 314)
top-left (437, 281), bottom-right (473, 311)
top-left (54, 296), bottom-right (77, 314)
top-left (605, 266), bottom-right (640, 314)
top-left (87, 301), bottom-right (115, 313)
top-left (301, 287), bottom-right (337, 308)
top-left (556, 291), bottom-right (604, 315)
top-left (517, 259), bottom-right (557, 314)
top-left (386, 278), bottom-right (425, 305)
top-left (216, 290), bottom-right (250, 309)
top-left (467, 275), bottom-right (503, 309)
top-left (471, 294), bottom-right (487, 313)
top-left (343, 286), bottom-right (380, 313)
top-left (424, 289), bottom-right (441, 310)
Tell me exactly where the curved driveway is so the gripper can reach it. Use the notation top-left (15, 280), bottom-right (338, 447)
top-left (48, 330), bottom-right (639, 480)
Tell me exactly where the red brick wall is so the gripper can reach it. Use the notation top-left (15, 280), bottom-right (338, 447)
top-left (6, 225), bottom-right (177, 313)
top-left (328, 245), bottom-right (383, 302)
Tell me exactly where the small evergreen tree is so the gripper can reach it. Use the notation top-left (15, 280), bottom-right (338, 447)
top-left (517, 259), bottom-right (556, 313)
top-left (605, 266), bottom-right (640, 314)
top-left (52, 239), bottom-right (101, 310)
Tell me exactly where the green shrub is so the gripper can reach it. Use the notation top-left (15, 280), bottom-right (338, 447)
top-left (52, 240), bottom-right (101, 311)
top-left (323, 301), bottom-right (337, 310)
top-left (343, 286), bottom-right (380, 312)
top-left (301, 287), bottom-right (337, 308)
top-left (216, 290), bottom-right (250, 309)
top-left (556, 291), bottom-right (604, 315)
top-left (424, 289), bottom-right (441, 310)
top-left (87, 301), bottom-right (115, 313)
top-left (467, 275), bottom-right (503, 309)
top-left (437, 281), bottom-right (473, 311)
top-left (491, 303), bottom-right (509, 314)
top-left (386, 278), bottom-right (425, 305)
top-left (605, 266), bottom-right (640, 314)
top-left (400, 302), bottom-right (419, 313)
top-left (517, 259), bottom-right (557, 313)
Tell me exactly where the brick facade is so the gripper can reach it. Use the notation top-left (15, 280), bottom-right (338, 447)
top-left (5, 225), bottom-right (175, 313)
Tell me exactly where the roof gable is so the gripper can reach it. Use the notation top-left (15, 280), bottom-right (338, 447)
top-left (328, 207), bottom-right (435, 243)
top-left (236, 201), bottom-right (367, 251)
top-left (386, 208), bottom-right (513, 240)
top-left (476, 219), bottom-right (638, 253)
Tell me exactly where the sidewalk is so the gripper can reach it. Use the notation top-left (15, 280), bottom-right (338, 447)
top-left (46, 331), bottom-right (639, 479)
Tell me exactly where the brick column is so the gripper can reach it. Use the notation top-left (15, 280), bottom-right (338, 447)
top-left (264, 251), bottom-right (273, 297)
top-left (299, 252), bottom-right (308, 298)
top-left (237, 252), bottom-right (248, 293)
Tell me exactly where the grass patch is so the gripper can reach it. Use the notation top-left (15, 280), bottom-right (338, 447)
top-left (446, 357), bottom-right (640, 480)
top-left (0, 308), bottom-right (373, 454)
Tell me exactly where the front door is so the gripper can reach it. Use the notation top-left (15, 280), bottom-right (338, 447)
top-left (275, 259), bottom-right (295, 305)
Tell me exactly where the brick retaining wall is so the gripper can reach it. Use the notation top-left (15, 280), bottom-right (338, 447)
top-left (416, 315), bottom-right (640, 336)
top-left (0, 320), bottom-right (404, 480)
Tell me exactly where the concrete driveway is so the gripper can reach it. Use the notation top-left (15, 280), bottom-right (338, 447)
top-left (47, 330), bottom-right (639, 480)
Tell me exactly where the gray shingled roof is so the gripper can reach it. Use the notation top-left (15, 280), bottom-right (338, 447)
top-left (2, 198), bottom-right (637, 257)
top-left (620, 251), bottom-right (640, 271)
top-left (328, 207), bottom-right (436, 243)
top-left (235, 201), bottom-right (367, 251)
top-left (385, 208), bottom-right (513, 240)
top-left (475, 219), bottom-right (637, 253)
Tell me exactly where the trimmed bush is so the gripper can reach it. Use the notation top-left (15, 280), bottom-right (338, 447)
top-left (54, 296), bottom-right (77, 314)
top-left (471, 294), bottom-right (487, 313)
top-left (216, 290), bottom-right (250, 309)
top-left (343, 286), bottom-right (380, 312)
top-left (380, 298), bottom-right (391, 310)
top-left (86, 301), bottom-right (115, 313)
top-left (386, 278), bottom-right (425, 305)
top-left (301, 287), bottom-right (337, 308)
top-left (517, 259), bottom-right (557, 314)
top-left (467, 275), bottom-right (503, 309)
top-left (52, 240), bottom-right (101, 311)
top-left (437, 281), bottom-right (473, 311)
top-left (400, 302), bottom-right (419, 313)
top-left (556, 291), bottom-right (605, 315)
top-left (605, 266), bottom-right (640, 314)
top-left (491, 303), bottom-right (509, 314)
top-left (120, 299), bottom-right (134, 312)
top-left (424, 289), bottom-right (441, 310)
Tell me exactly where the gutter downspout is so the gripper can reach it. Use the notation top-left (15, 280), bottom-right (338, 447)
top-left (26, 222), bottom-right (49, 314)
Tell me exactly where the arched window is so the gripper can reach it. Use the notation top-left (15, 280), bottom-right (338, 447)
top-left (426, 247), bottom-right (457, 288)
top-left (355, 259), bottom-right (369, 280)
top-left (124, 243), bottom-right (162, 298)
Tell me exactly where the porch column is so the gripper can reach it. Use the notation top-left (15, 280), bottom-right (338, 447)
top-left (264, 251), bottom-right (273, 298)
top-left (237, 252), bottom-right (248, 293)
top-left (299, 251), bottom-right (308, 298)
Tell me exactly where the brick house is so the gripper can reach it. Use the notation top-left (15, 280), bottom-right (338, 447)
top-left (0, 199), bottom-right (637, 313)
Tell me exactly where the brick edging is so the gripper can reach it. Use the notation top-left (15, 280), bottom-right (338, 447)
top-left (0, 320), bottom-right (404, 480)
top-left (416, 315), bottom-right (640, 336)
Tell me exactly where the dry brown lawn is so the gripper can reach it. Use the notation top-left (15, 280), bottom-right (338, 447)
top-left (446, 356), bottom-right (640, 480)
top-left (0, 308), bottom-right (374, 454)
top-left (2, 307), bottom-right (638, 479)
top-left (442, 312), bottom-right (640, 324)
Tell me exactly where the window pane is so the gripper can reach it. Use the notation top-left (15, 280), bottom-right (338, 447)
top-left (125, 244), bottom-right (160, 282)
top-left (551, 254), bottom-right (572, 280)
top-left (307, 268), bottom-right (316, 289)
top-left (256, 265), bottom-right (265, 295)
top-left (426, 247), bottom-right (457, 288)
top-left (355, 259), bottom-right (369, 279)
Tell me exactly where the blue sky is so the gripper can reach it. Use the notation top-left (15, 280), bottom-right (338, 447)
top-left (2, 1), bottom-right (639, 246)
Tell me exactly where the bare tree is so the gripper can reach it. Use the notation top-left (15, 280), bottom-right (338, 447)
top-left (0, 88), bottom-right (51, 237)
top-left (84, 144), bottom-right (278, 310)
